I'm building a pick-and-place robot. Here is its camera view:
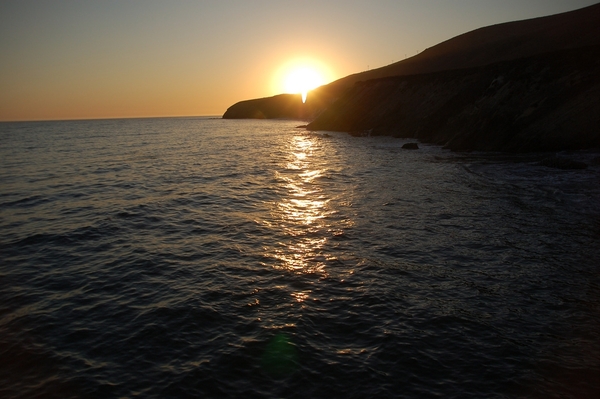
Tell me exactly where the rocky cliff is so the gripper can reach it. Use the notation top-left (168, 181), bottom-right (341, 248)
top-left (223, 4), bottom-right (600, 152)
top-left (307, 45), bottom-right (600, 152)
top-left (222, 92), bottom-right (334, 120)
top-left (311, 2), bottom-right (600, 99)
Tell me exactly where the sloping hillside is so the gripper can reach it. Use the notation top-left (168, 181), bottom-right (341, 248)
top-left (224, 3), bottom-right (600, 152)
top-left (313, 2), bottom-right (600, 98)
top-left (307, 45), bottom-right (600, 152)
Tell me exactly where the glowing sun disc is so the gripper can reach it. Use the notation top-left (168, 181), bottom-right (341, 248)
top-left (283, 67), bottom-right (324, 102)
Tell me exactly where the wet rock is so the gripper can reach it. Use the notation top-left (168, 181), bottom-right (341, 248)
top-left (402, 143), bottom-right (419, 150)
top-left (538, 156), bottom-right (587, 169)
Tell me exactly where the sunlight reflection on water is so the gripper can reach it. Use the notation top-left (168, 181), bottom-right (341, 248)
top-left (2, 119), bottom-right (600, 398)
top-left (270, 134), bottom-right (332, 275)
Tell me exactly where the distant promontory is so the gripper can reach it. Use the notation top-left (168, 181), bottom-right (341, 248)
top-left (223, 4), bottom-right (600, 152)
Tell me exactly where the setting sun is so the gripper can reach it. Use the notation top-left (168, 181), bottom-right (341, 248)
top-left (273, 58), bottom-right (332, 103)
top-left (283, 67), bottom-right (325, 103)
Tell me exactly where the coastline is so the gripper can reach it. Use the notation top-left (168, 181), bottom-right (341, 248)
top-left (223, 4), bottom-right (600, 153)
top-left (307, 45), bottom-right (600, 153)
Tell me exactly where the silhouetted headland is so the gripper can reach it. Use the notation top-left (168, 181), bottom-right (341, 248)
top-left (223, 3), bottom-right (600, 152)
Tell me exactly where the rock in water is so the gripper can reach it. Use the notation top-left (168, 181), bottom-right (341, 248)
top-left (539, 156), bottom-right (587, 169)
top-left (402, 143), bottom-right (419, 150)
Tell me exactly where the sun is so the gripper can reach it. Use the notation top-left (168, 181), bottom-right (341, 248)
top-left (273, 59), bottom-right (332, 103)
top-left (283, 67), bottom-right (325, 103)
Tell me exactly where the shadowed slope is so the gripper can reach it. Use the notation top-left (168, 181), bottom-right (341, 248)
top-left (224, 3), bottom-right (600, 152)
top-left (312, 3), bottom-right (600, 99)
top-left (307, 45), bottom-right (600, 152)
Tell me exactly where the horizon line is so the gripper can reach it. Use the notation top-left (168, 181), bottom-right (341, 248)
top-left (0, 114), bottom-right (223, 124)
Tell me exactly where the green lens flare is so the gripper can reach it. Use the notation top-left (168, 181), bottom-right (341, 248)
top-left (260, 333), bottom-right (298, 376)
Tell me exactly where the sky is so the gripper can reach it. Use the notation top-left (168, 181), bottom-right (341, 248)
top-left (0, 0), bottom-right (597, 121)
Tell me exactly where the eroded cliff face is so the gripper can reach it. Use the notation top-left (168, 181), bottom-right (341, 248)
top-left (307, 46), bottom-right (600, 152)
top-left (223, 3), bottom-right (600, 131)
top-left (222, 91), bottom-right (336, 120)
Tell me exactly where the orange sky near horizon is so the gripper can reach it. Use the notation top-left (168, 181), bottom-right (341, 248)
top-left (0, 0), bottom-right (597, 122)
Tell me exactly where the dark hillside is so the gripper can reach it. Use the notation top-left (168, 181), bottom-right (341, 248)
top-left (224, 3), bottom-right (600, 152)
top-left (307, 45), bottom-right (600, 152)
top-left (315, 3), bottom-right (600, 98)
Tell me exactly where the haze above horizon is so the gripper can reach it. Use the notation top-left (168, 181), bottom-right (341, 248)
top-left (1, 0), bottom-right (597, 122)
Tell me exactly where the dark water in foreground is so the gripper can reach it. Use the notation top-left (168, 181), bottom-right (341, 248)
top-left (1, 117), bottom-right (599, 398)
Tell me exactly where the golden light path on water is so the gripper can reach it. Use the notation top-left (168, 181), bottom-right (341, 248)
top-left (259, 131), bottom-right (356, 375)
top-left (269, 134), bottom-right (337, 280)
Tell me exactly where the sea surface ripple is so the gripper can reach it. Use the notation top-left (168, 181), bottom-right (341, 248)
top-left (1, 117), bottom-right (599, 398)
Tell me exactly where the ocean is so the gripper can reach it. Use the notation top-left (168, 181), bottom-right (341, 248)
top-left (1, 117), bottom-right (599, 398)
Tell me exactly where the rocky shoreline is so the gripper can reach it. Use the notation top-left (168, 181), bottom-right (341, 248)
top-left (307, 45), bottom-right (600, 153)
top-left (223, 4), bottom-right (600, 153)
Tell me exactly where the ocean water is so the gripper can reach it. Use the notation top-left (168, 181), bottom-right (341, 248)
top-left (1, 117), bottom-right (599, 398)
